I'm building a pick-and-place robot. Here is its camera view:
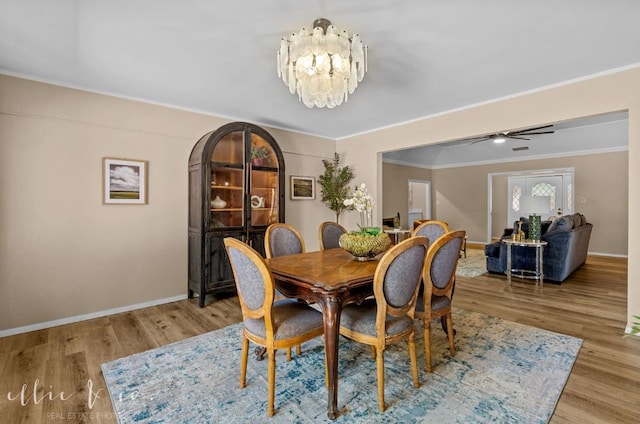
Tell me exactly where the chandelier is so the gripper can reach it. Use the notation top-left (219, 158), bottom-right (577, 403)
top-left (277, 18), bottom-right (367, 108)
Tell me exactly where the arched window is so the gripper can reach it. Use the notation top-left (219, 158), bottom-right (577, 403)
top-left (512, 185), bottom-right (522, 211)
top-left (531, 182), bottom-right (555, 211)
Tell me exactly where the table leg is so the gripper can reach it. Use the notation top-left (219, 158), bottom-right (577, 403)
top-left (536, 245), bottom-right (545, 287)
top-left (320, 296), bottom-right (342, 420)
top-left (506, 243), bottom-right (512, 285)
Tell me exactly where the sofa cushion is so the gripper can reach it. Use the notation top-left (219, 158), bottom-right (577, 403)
top-left (579, 213), bottom-right (587, 226)
top-left (570, 213), bottom-right (583, 228)
top-left (485, 242), bottom-right (500, 257)
top-left (547, 215), bottom-right (574, 233)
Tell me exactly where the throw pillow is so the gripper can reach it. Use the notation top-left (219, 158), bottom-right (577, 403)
top-left (547, 215), bottom-right (573, 233)
top-left (570, 213), bottom-right (582, 228)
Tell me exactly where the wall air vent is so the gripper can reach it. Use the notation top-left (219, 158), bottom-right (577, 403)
top-left (512, 146), bottom-right (529, 152)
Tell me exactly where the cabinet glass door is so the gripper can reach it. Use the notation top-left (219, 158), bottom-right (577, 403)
top-left (249, 133), bottom-right (279, 227)
top-left (210, 131), bottom-right (244, 228)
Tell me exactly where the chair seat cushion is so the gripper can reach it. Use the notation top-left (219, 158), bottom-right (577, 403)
top-left (245, 299), bottom-right (324, 340)
top-left (340, 299), bottom-right (414, 337)
top-left (415, 294), bottom-right (451, 314)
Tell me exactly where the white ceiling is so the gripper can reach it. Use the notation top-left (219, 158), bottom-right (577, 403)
top-left (1, 0), bottom-right (639, 143)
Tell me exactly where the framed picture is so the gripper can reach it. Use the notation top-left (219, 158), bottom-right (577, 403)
top-left (290, 176), bottom-right (315, 200)
top-left (102, 157), bottom-right (148, 204)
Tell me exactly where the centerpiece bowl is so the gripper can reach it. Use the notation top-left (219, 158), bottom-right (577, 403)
top-left (339, 227), bottom-right (392, 261)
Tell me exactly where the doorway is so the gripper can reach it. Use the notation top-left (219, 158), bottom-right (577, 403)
top-left (486, 168), bottom-right (574, 241)
top-left (506, 173), bottom-right (572, 226)
top-left (408, 180), bottom-right (430, 226)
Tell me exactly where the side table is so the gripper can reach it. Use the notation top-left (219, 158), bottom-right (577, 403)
top-left (502, 239), bottom-right (548, 287)
top-left (384, 228), bottom-right (411, 245)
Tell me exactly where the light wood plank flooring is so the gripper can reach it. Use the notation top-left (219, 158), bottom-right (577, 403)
top-left (0, 251), bottom-right (638, 423)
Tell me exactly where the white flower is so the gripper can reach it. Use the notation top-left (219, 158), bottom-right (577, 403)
top-left (345, 183), bottom-right (375, 228)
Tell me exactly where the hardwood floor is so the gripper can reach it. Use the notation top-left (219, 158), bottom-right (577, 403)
top-left (0, 252), bottom-right (638, 423)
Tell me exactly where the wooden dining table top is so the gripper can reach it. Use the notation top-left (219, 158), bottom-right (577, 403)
top-left (265, 248), bottom-right (379, 290)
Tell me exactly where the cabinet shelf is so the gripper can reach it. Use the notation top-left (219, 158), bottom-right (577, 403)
top-left (211, 208), bottom-right (243, 212)
top-left (212, 185), bottom-right (243, 190)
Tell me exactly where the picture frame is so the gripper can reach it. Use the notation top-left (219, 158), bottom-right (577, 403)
top-left (290, 176), bottom-right (315, 200)
top-left (102, 157), bottom-right (148, 204)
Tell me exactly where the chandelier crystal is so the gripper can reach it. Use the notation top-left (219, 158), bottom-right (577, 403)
top-left (277, 18), bottom-right (367, 108)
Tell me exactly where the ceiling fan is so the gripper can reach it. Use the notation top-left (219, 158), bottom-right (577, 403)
top-left (468, 124), bottom-right (555, 145)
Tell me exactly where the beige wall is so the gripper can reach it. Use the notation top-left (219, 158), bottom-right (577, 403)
top-left (2, 68), bottom-right (638, 335)
top-left (0, 75), bottom-right (335, 332)
top-left (381, 163), bottom-right (431, 228)
top-left (338, 67), bottom-right (640, 334)
top-left (420, 150), bottom-right (627, 254)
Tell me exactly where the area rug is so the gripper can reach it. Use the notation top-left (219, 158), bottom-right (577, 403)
top-left (456, 248), bottom-right (487, 278)
top-left (101, 309), bottom-right (582, 423)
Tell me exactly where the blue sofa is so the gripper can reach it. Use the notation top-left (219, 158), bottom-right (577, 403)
top-left (485, 213), bottom-right (593, 282)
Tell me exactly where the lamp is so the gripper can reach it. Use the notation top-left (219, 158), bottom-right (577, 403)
top-left (277, 18), bottom-right (367, 108)
top-left (521, 195), bottom-right (550, 241)
top-left (492, 134), bottom-right (506, 144)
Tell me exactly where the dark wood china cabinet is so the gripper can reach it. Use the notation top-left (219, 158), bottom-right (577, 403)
top-left (188, 122), bottom-right (285, 306)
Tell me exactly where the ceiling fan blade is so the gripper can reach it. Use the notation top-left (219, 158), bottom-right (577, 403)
top-left (468, 137), bottom-right (490, 145)
top-left (507, 136), bottom-right (531, 140)
top-left (508, 124), bottom-right (554, 136)
top-left (516, 130), bottom-right (555, 136)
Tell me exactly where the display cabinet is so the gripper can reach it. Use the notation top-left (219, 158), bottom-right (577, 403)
top-left (188, 122), bottom-right (285, 306)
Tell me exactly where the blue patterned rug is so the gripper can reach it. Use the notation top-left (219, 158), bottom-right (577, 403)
top-left (101, 309), bottom-right (581, 423)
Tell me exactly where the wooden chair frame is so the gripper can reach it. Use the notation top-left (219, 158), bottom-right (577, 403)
top-left (318, 221), bottom-right (347, 251)
top-left (224, 237), bottom-right (325, 416)
top-left (264, 222), bottom-right (306, 259)
top-left (418, 230), bottom-right (465, 372)
top-left (411, 220), bottom-right (450, 239)
top-left (339, 236), bottom-right (429, 412)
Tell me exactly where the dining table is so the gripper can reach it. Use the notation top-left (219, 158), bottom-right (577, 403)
top-left (265, 248), bottom-right (379, 420)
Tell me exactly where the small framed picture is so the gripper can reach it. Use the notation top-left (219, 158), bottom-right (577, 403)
top-left (290, 176), bottom-right (315, 200)
top-left (102, 158), bottom-right (148, 204)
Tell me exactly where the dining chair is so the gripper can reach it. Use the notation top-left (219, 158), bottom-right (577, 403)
top-left (338, 236), bottom-right (429, 412)
top-left (264, 222), bottom-right (306, 360)
top-left (412, 220), bottom-right (455, 335)
top-left (318, 221), bottom-right (347, 251)
top-left (223, 237), bottom-right (325, 417)
top-left (411, 220), bottom-right (449, 246)
top-left (415, 230), bottom-right (466, 373)
top-left (265, 223), bottom-right (305, 258)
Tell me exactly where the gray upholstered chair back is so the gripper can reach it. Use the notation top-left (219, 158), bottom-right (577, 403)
top-left (412, 220), bottom-right (449, 247)
top-left (429, 234), bottom-right (463, 289)
top-left (382, 243), bottom-right (428, 309)
top-left (319, 221), bottom-right (347, 250)
top-left (265, 223), bottom-right (305, 258)
top-left (226, 243), bottom-right (267, 311)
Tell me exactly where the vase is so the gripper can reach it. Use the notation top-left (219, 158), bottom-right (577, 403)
top-left (339, 231), bottom-right (392, 261)
top-left (528, 214), bottom-right (542, 241)
top-left (211, 195), bottom-right (227, 209)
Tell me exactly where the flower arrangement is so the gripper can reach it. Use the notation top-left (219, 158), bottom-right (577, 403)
top-left (343, 183), bottom-right (376, 230)
top-left (340, 183), bottom-right (390, 260)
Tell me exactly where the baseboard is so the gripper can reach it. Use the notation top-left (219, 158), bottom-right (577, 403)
top-left (587, 251), bottom-right (628, 258)
top-left (0, 294), bottom-right (188, 338)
